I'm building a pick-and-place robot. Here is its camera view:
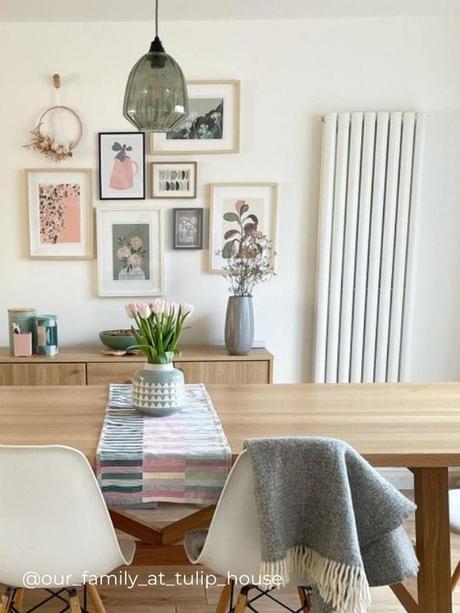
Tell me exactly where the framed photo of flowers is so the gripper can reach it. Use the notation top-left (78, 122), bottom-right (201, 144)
top-left (173, 208), bottom-right (203, 249)
top-left (26, 168), bottom-right (93, 259)
top-left (209, 183), bottom-right (278, 273)
top-left (150, 81), bottom-right (240, 155)
top-left (152, 162), bottom-right (197, 199)
top-left (99, 132), bottom-right (145, 200)
top-left (96, 204), bottom-right (164, 297)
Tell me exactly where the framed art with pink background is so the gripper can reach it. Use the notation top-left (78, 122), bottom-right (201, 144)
top-left (26, 169), bottom-right (93, 259)
top-left (99, 132), bottom-right (145, 200)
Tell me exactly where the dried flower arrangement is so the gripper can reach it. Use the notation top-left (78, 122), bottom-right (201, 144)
top-left (221, 199), bottom-right (275, 296)
top-left (24, 105), bottom-right (83, 162)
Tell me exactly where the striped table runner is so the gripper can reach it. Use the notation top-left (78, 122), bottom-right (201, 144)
top-left (96, 384), bottom-right (232, 506)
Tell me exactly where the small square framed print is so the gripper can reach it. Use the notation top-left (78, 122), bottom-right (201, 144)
top-left (96, 204), bottom-right (164, 297)
top-left (152, 162), bottom-right (197, 199)
top-left (26, 168), bottom-right (93, 259)
top-left (99, 132), bottom-right (145, 200)
top-left (173, 208), bottom-right (203, 250)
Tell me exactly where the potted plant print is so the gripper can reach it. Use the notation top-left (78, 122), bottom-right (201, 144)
top-left (125, 300), bottom-right (193, 416)
top-left (221, 200), bottom-right (274, 355)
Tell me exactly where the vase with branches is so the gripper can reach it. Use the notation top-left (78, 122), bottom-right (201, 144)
top-left (221, 224), bottom-right (275, 356)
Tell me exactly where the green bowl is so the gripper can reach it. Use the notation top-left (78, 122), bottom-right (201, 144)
top-left (99, 329), bottom-right (136, 351)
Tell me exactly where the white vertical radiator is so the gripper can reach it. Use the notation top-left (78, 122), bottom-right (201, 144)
top-left (313, 112), bottom-right (425, 383)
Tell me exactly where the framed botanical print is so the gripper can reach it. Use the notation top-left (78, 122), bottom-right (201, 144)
top-left (96, 204), bottom-right (164, 297)
top-left (99, 132), bottom-right (145, 200)
top-left (150, 81), bottom-right (240, 155)
top-left (173, 208), bottom-right (203, 249)
top-left (209, 183), bottom-right (278, 273)
top-left (26, 168), bottom-right (93, 259)
top-left (152, 162), bottom-right (197, 199)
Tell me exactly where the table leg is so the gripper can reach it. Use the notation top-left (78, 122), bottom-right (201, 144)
top-left (413, 467), bottom-right (452, 612)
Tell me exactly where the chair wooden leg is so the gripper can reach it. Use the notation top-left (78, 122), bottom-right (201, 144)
top-left (234, 587), bottom-right (249, 613)
top-left (12, 589), bottom-right (24, 613)
top-left (67, 589), bottom-right (81, 613)
top-left (87, 584), bottom-right (107, 613)
top-left (215, 583), bottom-right (232, 613)
top-left (297, 587), bottom-right (311, 611)
top-left (0, 593), bottom-right (10, 613)
top-left (452, 561), bottom-right (460, 591)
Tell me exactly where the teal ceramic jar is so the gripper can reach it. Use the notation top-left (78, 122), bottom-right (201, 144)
top-left (8, 308), bottom-right (36, 355)
top-left (35, 315), bottom-right (58, 356)
top-left (132, 363), bottom-right (185, 417)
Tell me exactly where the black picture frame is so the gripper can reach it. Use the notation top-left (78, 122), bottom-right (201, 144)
top-left (98, 132), bottom-right (146, 200)
top-left (173, 208), bottom-right (204, 250)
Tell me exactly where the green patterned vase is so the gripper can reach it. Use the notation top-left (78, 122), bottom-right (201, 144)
top-left (132, 363), bottom-right (185, 417)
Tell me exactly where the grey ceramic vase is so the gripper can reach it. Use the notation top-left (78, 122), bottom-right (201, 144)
top-left (133, 363), bottom-right (185, 417)
top-left (225, 296), bottom-right (254, 356)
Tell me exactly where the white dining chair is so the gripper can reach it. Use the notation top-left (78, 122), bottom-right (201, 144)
top-left (449, 489), bottom-right (460, 590)
top-left (184, 450), bottom-right (311, 613)
top-left (0, 445), bottom-right (135, 613)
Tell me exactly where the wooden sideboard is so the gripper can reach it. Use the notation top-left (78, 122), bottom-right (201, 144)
top-left (0, 345), bottom-right (273, 386)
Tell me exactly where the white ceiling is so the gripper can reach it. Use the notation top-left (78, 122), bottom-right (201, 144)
top-left (1, 0), bottom-right (459, 22)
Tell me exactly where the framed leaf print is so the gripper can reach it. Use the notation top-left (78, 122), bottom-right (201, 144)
top-left (26, 168), bottom-right (93, 259)
top-left (96, 204), bottom-right (164, 297)
top-left (99, 132), bottom-right (145, 200)
top-left (209, 183), bottom-right (278, 273)
top-left (150, 81), bottom-right (240, 155)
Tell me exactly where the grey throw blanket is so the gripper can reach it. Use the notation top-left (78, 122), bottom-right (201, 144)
top-left (244, 437), bottom-right (418, 613)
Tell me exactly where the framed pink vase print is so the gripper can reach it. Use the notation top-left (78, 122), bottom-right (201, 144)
top-left (99, 132), bottom-right (145, 200)
top-left (26, 169), bottom-right (93, 259)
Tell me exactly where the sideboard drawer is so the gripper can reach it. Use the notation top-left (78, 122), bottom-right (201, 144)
top-left (87, 363), bottom-right (138, 385)
top-left (178, 361), bottom-right (270, 384)
top-left (0, 363), bottom-right (85, 386)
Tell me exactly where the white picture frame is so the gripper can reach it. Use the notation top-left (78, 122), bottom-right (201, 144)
top-left (26, 168), bottom-right (93, 259)
top-left (150, 80), bottom-right (240, 155)
top-left (151, 162), bottom-right (197, 199)
top-left (209, 183), bottom-right (278, 273)
top-left (96, 204), bottom-right (164, 297)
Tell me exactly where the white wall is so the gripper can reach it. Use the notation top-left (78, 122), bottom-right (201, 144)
top-left (0, 17), bottom-right (459, 382)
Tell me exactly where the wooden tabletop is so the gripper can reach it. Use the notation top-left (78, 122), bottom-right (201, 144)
top-left (1, 383), bottom-right (460, 468)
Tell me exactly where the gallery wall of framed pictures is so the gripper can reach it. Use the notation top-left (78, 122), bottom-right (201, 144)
top-left (23, 77), bottom-right (279, 299)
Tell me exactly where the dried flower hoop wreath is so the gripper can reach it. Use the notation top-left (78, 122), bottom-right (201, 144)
top-left (25, 105), bottom-right (83, 162)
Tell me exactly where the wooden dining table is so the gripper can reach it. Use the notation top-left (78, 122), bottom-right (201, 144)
top-left (1, 382), bottom-right (460, 613)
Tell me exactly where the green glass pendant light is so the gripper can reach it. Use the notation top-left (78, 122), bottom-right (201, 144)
top-left (123, 0), bottom-right (188, 132)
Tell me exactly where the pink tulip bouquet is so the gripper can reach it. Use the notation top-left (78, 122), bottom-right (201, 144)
top-left (125, 300), bottom-right (193, 364)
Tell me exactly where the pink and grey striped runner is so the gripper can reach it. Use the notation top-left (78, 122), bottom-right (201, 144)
top-left (97, 384), bottom-right (232, 506)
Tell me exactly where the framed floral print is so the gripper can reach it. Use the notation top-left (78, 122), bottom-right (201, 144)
top-left (99, 132), bottom-right (145, 200)
top-left (96, 204), bottom-right (164, 297)
top-left (152, 162), bottom-right (197, 199)
top-left (173, 208), bottom-right (203, 249)
top-left (209, 183), bottom-right (278, 273)
top-left (150, 81), bottom-right (240, 155)
top-left (26, 168), bottom-right (93, 259)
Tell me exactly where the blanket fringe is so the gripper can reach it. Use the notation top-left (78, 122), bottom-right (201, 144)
top-left (260, 546), bottom-right (371, 613)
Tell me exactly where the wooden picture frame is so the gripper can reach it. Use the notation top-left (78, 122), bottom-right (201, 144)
top-left (150, 80), bottom-right (240, 155)
top-left (152, 162), bottom-right (197, 199)
top-left (173, 208), bottom-right (203, 250)
top-left (96, 203), bottom-right (164, 297)
top-left (26, 168), bottom-right (93, 259)
top-left (99, 132), bottom-right (145, 200)
top-left (208, 182), bottom-right (278, 273)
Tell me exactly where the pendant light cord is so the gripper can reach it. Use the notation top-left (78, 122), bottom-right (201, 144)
top-left (155, 0), bottom-right (159, 38)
